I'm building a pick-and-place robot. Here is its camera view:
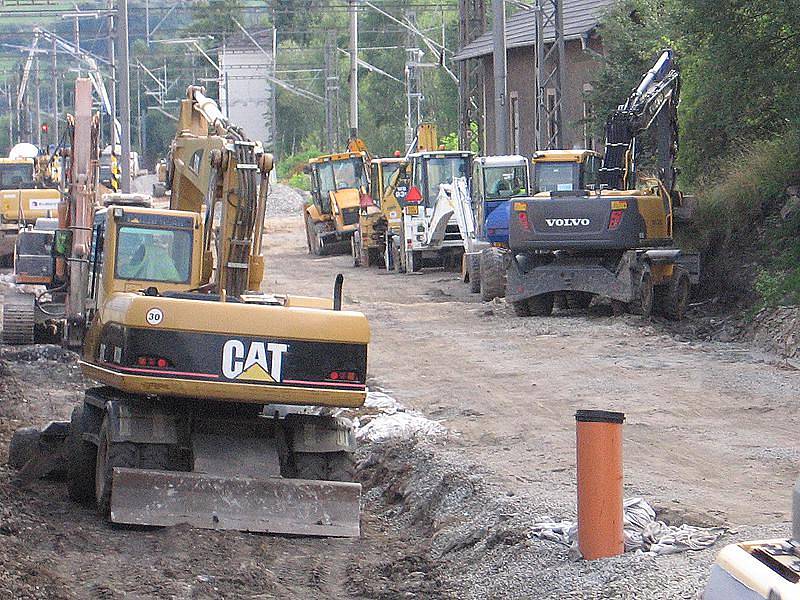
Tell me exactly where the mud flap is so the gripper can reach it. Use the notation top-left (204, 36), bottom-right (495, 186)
top-left (109, 468), bottom-right (362, 537)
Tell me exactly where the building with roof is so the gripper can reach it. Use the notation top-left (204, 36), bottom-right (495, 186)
top-left (218, 30), bottom-right (276, 150)
top-left (453, 0), bottom-right (614, 156)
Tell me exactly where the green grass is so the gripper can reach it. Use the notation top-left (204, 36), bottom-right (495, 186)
top-left (685, 128), bottom-right (800, 306)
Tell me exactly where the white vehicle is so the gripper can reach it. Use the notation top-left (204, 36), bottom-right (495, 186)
top-left (387, 150), bottom-right (473, 273)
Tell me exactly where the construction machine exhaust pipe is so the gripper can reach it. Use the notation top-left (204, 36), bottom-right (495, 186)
top-left (333, 273), bottom-right (344, 310)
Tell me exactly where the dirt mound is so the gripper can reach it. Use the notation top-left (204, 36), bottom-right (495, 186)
top-left (747, 306), bottom-right (800, 359)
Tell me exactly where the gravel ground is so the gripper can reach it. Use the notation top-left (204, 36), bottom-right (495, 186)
top-left (361, 438), bottom-right (790, 600)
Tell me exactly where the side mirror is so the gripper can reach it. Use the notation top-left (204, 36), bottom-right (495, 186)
top-left (52, 229), bottom-right (73, 258)
top-left (302, 164), bottom-right (312, 175)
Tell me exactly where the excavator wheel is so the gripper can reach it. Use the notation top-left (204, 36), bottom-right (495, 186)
top-left (628, 263), bottom-right (654, 318)
top-left (95, 415), bottom-right (137, 516)
top-left (479, 248), bottom-right (507, 301)
top-left (512, 300), bottom-right (531, 317)
top-left (528, 293), bottom-right (555, 317)
top-left (67, 405), bottom-right (97, 503)
top-left (367, 247), bottom-right (383, 268)
top-left (658, 266), bottom-right (691, 321)
top-left (565, 292), bottom-right (593, 310)
top-left (294, 451), bottom-right (356, 483)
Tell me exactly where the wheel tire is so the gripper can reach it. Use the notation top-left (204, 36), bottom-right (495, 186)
top-left (351, 233), bottom-right (361, 267)
top-left (468, 257), bottom-right (481, 293)
top-left (512, 300), bottom-right (531, 317)
top-left (325, 452), bottom-right (356, 483)
top-left (95, 416), bottom-right (137, 516)
top-left (611, 300), bottom-right (627, 316)
top-left (629, 263), bottom-right (654, 317)
top-left (566, 292), bottom-right (592, 310)
top-left (391, 240), bottom-right (404, 273)
top-left (367, 247), bottom-right (382, 268)
top-left (408, 250), bottom-right (422, 273)
top-left (662, 267), bottom-right (691, 321)
top-left (305, 214), bottom-right (321, 256)
top-left (528, 294), bottom-right (555, 317)
top-left (8, 427), bottom-right (41, 469)
top-left (480, 248), bottom-right (506, 301)
top-left (294, 452), bottom-right (327, 480)
top-left (67, 405), bottom-right (97, 503)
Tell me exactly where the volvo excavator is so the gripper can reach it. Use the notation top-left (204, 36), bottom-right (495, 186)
top-left (8, 82), bottom-right (369, 537)
top-left (507, 49), bottom-right (698, 319)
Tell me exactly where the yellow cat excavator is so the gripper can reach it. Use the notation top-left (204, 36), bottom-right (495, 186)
top-left (10, 83), bottom-right (369, 537)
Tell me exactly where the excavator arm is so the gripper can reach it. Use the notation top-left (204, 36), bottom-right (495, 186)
top-left (168, 86), bottom-right (273, 297)
top-left (599, 49), bottom-right (680, 195)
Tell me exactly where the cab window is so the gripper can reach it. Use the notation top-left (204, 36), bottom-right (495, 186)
top-left (0, 163), bottom-right (34, 189)
top-left (482, 165), bottom-right (528, 198)
top-left (115, 226), bottom-right (192, 284)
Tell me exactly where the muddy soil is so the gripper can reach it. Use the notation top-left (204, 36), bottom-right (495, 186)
top-left (1, 187), bottom-right (799, 598)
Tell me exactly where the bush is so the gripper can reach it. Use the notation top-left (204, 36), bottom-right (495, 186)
top-left (276, 149), bottom-right (320, 180)
top-left (287, 172), bottom-right (310, 192)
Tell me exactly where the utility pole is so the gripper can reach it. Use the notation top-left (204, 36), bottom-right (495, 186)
top-left (323, 31), bottom-right (338, 151)
top-left (34, 56), bottom-right (41, 147)
top-left (348, 0), bottom-right (358, 140)
top-left (535, 0), bottom-right (564, 150)
top-left (108, 4), bottom-right (117, 155)
top-left (458, 0), bottom-right (486, 152)
top-left (117, 0), bottom-right (132, 192)
top-left (491, 0), bottom-right (508, 154)
top-left (404, 10), bottom-right (423, 149)
top-left (6, 81), bottom-right (13, 145)
top-left (52, 37), bottom-right (58, 142)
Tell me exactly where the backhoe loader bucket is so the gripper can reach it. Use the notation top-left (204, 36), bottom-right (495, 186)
top-left (109, 468), bottom-right (362, 537)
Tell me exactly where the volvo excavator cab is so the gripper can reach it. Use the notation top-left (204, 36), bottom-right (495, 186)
top-left (304, 152), bottom-right (369, 255)
top-left (507, 50), bottom-right (698, 320)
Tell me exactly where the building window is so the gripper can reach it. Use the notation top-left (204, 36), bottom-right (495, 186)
top-left (510, 91), bottom-right (520, 155)
top-left (546, 88), bottom-right (557, 144)
top-left (583, 83), bottom-right (594, 150)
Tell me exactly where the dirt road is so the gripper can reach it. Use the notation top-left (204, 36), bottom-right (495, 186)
top-left (265, 212), bottom-right (800, 528)
top-left (1, 187), bottom-right (798, 598)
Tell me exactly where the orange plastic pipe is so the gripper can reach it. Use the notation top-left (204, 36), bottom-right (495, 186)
top-left (576, 409), bottom-right (625, 560)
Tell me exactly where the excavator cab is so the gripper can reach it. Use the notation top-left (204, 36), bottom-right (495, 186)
top-left (532, 150), bottom-right (601, 194)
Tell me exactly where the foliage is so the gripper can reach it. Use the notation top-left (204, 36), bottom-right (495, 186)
top-left (276, 148), bottom-right (320, 179)
top-left (287, 172), bottom-right (311, 191)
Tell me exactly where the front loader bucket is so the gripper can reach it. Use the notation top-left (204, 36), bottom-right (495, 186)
top-left (110, 468), bottom-right (362, 537)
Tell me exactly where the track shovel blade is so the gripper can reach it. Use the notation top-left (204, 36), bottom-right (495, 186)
top-left (110, 468), bottom-right (361, 537)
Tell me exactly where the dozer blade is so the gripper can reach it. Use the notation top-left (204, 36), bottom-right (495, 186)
top-left (110, 468), bottom-right (362, 537)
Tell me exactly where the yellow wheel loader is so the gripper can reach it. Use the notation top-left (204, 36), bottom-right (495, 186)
top-left (9, 82), bottom-right (369, 537)
top-left (304, 152), bottom-right (369, 256)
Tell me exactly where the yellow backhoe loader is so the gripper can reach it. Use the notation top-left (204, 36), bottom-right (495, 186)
top-left (8, 81), bottom-right (370, 537)
top-left (304, 151), bottom-right (369, 255)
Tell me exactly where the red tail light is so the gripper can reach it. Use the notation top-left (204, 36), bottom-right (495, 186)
top-left (608, 210), bottom-right (624, 230)
top-left (518, 212), bottom-right (531, 231)
top-left (136, 356), bottom-right (172, 369)
top-left (328, 370), bottom-right (358, 382)
top-left (406, 186), bottom-right (422, 203)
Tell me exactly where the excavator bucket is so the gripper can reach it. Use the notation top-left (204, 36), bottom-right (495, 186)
top-left (109, 468), bottom-right (362, 537)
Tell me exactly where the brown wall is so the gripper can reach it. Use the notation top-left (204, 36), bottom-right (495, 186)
top-left (479, 34), bottom-right (603, 156)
